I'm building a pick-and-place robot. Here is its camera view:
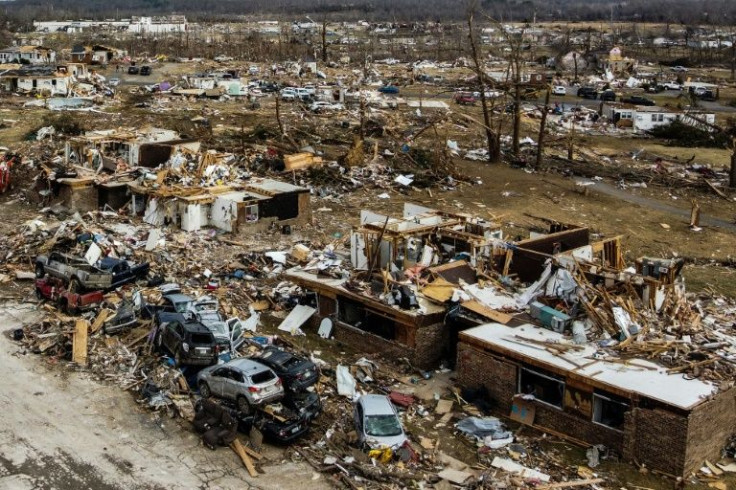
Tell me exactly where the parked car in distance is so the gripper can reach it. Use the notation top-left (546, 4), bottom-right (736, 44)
top-left (576, 86), bottom-right (598, 99)
top-left (552, 85), bottom-right (566, 96)
top-left (378, 85), bottom-right (399, 94)
top-left (662, 82), bottom-right (682, 90)
top-left (353, 394), bottom-right (408, 449)
top-left (140, 66), bottom-right (152, 76)
top-left (621, 95), bottom-right (656, 106)
top-left (309, 101), bottom-right (345, 112)
top-left (599, 90), bottom-right (616, 102)
top-left (155, 313), bottom-right (219, 366)
top-left (252, 346), bottom-right (319, 392)
top-left (128, 65), bottom-right (139, 75)
top-left (697, 89), bottom-right (717, 101)
top-left (280, 88), bottom-right (297, 101)
top-left (197, 358), bottom-right (284, 414)
top-left (453, 92), bottom-right (476, 105)
top-left (671, 65), bottom-right (689, 72)
top-left (108, 78), bottom-right (120, 87)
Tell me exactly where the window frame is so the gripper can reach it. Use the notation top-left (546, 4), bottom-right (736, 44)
top-left (591, 390), bottom-right (629, 431)
top-left (517, 365), bottom-right (565, 410)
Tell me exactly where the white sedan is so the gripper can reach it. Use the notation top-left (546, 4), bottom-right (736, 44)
top-left (552, 85), bottom-right (567, 95)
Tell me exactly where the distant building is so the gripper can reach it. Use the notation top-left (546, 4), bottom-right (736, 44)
top-left (0, 46), bottom-right (56, 65)
top-left (598, 46), bottom-right (637, 75)
top-left (604, 103), bottom-right (716, 132)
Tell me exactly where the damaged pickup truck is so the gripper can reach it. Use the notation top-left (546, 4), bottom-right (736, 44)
top-left (35, 252), bottom-right (149, 292)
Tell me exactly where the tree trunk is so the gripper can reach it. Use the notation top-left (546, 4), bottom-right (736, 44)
top-left (536, 89), bottom-right (550, 168)
top-left (512, 82), bottom-right (521, 157)
top-left (730, 144), bottom-right (736, 188)
top-left (321, 19), bottom-right (328, 63)
top-left (467, 10), bottom-right (499, 163)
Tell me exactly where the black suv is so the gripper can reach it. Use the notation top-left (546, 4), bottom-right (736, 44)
top-left (577, 87), bottom-right (598, 99)
top-left (128, 65), bottom-right (139, 75)
top-left (252, 346), bottom-right (319, 392)
top-left (599, 90), bottom-right (616, 102)
top-left (140, 66), bottom-right (152, 76)
top-left (155, 313), bottom-right (218, 366)
top-left (622, 95), bottom-right (656, 106)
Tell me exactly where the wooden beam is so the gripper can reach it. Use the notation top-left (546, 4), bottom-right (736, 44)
top-left (90, 308), bottom-right (112, 334)
top-left (536, 478), bottom-right (605, 489)
top-left (230, 438), bottom-right (258, 477)
top-left (72, 319), bottom-right (89, 365)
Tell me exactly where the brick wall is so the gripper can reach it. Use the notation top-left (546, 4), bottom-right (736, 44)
top-left (456, 343), bottom-right (517, 413)
top-left (628, 406), bottom-right (688, 476)
top-left (413, 322), bottom-right (447, 368)
top-left (334, 320), bottom-right (409, 361)
top-left (533, 402), bottom-right (625, 451)
top-left (332, 320), bottom-right (446, 369)
top-left (684, 386), bottom-right (736, 475)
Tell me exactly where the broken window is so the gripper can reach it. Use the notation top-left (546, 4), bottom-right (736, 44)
top-left (592, 390), bottom-right (629, 430)
top-left (518, 366), bottom-right (564, 408)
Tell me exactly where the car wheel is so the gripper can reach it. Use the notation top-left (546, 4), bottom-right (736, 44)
top-left (58, 298), bottom-right (70, 314)
top-left (236, 395), bottom-right (252, 415)
top-left (35, 264), bottom-right (44, 278)
top-left (199, 381), bottom-right (211, 398)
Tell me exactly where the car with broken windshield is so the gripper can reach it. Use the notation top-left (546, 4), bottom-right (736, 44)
top-left (353, 394), bottom-right (407, 449)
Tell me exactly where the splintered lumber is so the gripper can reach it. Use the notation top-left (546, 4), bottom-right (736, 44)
top-left (462, 300), bottom-right (513, 324)
top-left (72, 319), bottom-right (89, 365)
top-left (283, 152), bottom-right (323, 171)
top-left (90, 308), bottom-right (113, 334)
top-left (536, 478), bottom-right (605, 489)
top-left (230, 438), bottom-right (258, 477)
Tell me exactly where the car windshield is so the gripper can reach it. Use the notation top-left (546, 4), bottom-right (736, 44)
top-left (364, 414), bottom-right (403, 437)
top-left (207, 321), bottom-right (229, 337)
top-left (173, 301), bottom-right (190, 313)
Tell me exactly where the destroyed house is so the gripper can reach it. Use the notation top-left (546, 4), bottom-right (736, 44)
top-left (131, 177), bottom-right (311, 234)
top-left (457, 323), bottom-right (736, 477)
top-left (0, 45), bottom-right (56, 64)
top-left (285, 204), bottom-right (504, 368)
top-left (71, 45), bottom-right (123, 65)
top-left (0, 65), bottom-right (72, 95)
top-left (65, 128), bottom-right (202, 172)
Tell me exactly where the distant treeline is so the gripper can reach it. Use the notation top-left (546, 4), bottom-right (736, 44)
top-left (5, 0), bottom-right (736, 24)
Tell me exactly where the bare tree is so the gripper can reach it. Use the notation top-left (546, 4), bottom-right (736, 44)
top-left (536, 88), bottom-right (550, 168)
top-left (467, 2), bottom-right (500, 163)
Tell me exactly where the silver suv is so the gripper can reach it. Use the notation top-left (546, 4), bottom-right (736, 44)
top-left (197, 358), bottom-right (284, 414)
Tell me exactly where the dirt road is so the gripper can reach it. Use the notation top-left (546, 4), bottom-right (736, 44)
top-left (0, 303), bottom-right (329, 490)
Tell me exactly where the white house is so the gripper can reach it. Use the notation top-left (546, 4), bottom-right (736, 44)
top-left (0, 46), bottom-right (56, 65)
top-left (604, 103), bottom-right (716, 132)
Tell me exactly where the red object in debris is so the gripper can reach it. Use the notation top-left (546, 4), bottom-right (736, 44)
top-left (388, 391), bottom-right (415, 408)
top-left (35, 278), bottom-right (104, 314)
top-left (0, 156), bottom-right (15, 194)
